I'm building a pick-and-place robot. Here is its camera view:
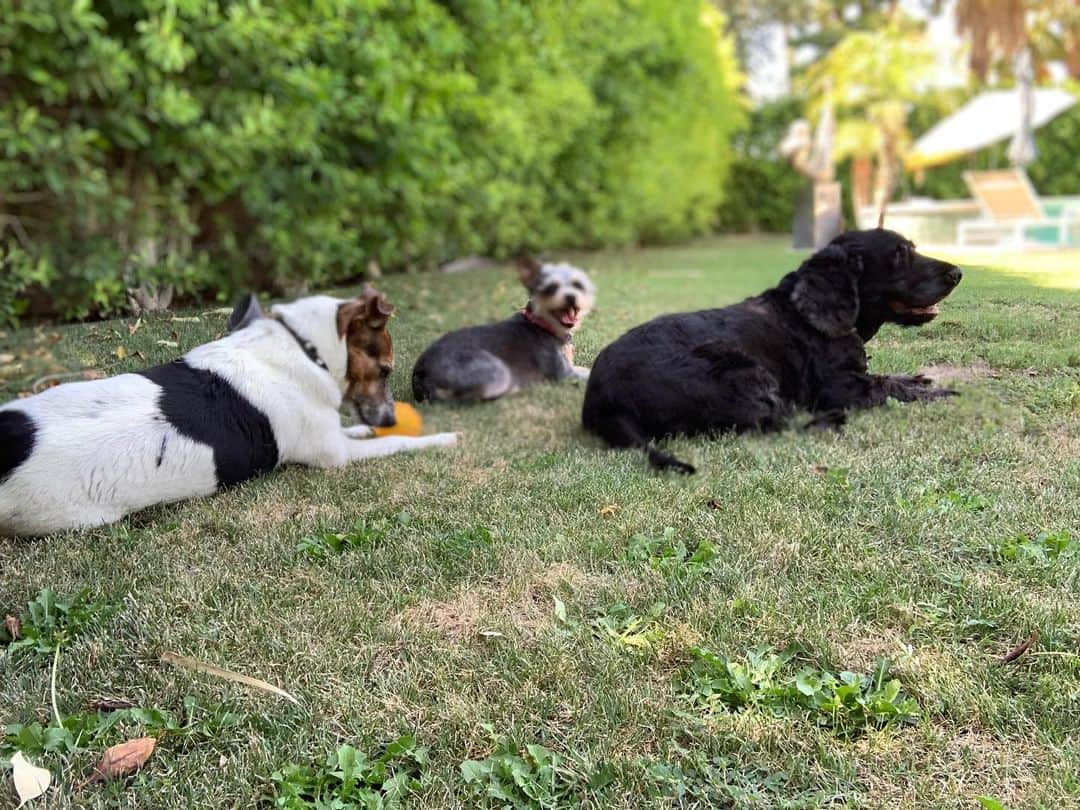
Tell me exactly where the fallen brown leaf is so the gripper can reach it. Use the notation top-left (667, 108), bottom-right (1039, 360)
top-left (1000, 629), bottom-right (1039, 665)
top-left (127, 318), bottom-right (142, 336)
top-left (705, 499), bottom-right (723, 510)
top-left (89, 737), bottom-right (156, 783)
top-left (89, 698), bottom-right (136, 712)
top-left (809, 463), bottom-right (829, 475)
top-left (3, 614), bottom-right (20, 640)
top-left (598, 503), bottom-right (619, 518)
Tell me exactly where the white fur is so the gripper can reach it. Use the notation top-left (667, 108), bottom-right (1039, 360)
top-left (0, 295), bottom-right (457, 536)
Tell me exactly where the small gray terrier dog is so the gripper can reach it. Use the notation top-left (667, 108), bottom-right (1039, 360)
top-left (412, 258), bottom-right (596, 402)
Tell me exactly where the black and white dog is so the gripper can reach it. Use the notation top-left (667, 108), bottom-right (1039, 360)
top-left (411, 259), bottom-right (596, 402)
top-left (582, 229), bottom-right (962, 473)
top-left (0, 288), bottom-right (457, 536)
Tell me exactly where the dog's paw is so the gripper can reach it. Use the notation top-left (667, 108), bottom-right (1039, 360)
top-left (903, 374), bottom-right (934, 387)
top-left (919, 386), bottom-right (959, 400)
top-left (804, 409), bottom-right (847, 431)
top-left (343, 424), bottom-right (375, 439)
top-left (427, 431), bottom-right (460, 447)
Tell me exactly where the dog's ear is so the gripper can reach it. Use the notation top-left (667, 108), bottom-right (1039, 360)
top-left (337, 286), bottom-right (395, 337)
top-left (517, 257), bottom-right (542, 290)
top-left (227, 293), bottom-right (264, 332)
top-left (790, 244), bottom-right (862, 338)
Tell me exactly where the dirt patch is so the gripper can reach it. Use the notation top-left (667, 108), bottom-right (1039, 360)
top-left (532, 562), bottom-right (599, 593)
top-left (851, 726), bottom-right (1038, 807)
top-left (918, 361), bottom-right (996, 384)
top-left (400, 590), bottom-right (483, 640)
top-left (832, 629), bottom-right (907, 672)
top-left (398, 562), bottom-right (606, 642)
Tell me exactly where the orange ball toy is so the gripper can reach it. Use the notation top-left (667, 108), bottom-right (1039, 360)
top-left (373, 401), bottom-right (424, 437)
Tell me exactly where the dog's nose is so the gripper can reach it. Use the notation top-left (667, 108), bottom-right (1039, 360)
top-left (946, 266), bottom-right (962, 285)
top-left (565, 294), bottom-right (577, 308)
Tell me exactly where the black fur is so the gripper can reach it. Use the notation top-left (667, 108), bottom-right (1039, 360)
top-left (139, 360), bottom-right (279, 488)
top-left (0, 410), bottom-right (35, 485)
top-left (582, 229), bottom-right (962, 472)
top-left (227, 293), bottom-right (264, 332)
top-left (413, 314), bottom-right (574, 402)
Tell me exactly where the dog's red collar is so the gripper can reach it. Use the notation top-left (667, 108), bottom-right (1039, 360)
top-left (520, 307), bottom-right (571, 343)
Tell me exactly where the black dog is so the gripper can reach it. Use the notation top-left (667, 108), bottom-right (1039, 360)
top-left (581, 228), bottom-right (962, 473)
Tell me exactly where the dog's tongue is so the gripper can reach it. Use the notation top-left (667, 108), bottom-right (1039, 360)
top-left (558, 309), bottom-right (578, 328)
top-left (890, 301), bottom-right (939, 316)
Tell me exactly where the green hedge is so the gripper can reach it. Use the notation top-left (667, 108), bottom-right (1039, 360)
top-left (0, 0), bottom-right (742, 324)
top-left (715, 98), bottom-right (803, 233)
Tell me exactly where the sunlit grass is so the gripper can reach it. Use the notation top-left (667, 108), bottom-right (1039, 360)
top-left (936, 249), bottom-right (1080, 291)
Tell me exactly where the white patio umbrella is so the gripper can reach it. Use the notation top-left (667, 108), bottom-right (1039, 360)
top-left (906, 87), bottom-right (1075, 170)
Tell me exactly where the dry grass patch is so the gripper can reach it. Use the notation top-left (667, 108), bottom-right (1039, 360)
top-left (918, 361), bottom-right (996, 384)
top-left (397, 562), bottom-right (608, 642)
top-left (832, 628), bottom-right (910, 672)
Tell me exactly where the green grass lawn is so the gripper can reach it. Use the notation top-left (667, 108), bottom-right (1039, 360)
top-left (1, 237), bottom-right (1078, 808)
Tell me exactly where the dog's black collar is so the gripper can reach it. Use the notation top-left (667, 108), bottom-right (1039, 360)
top-left (273, 315), bottom-right (330, 373)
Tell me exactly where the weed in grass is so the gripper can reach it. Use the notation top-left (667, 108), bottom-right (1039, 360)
top-left (643, 747), bottom-right (835, 808)
top-left (438, 525), bottom-right (495, 558)
top-left (996, 530), bottom-right (1077, 564)
top-left (296, 512), bottom-right (413, 560)
top-left (683, 646), bottom-right (920, 735)
top-left (590, 601), bottom-right (667, 654)
top-left (297, 522), bottom-right (389, 560)
top-left (896, 488), bottom-right (992, 515)
top-left (269, 735), bottom-right (428, 809)
top-left (1, 699), bottom-right (242, 761)
top-left (627, 527), bottom-right (719, 576)
top-left (0, 588), bottom-right (117, 655)
top-left (460, 735), bottom-right (609, 808)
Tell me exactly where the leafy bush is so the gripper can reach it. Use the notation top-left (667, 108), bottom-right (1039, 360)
top-left (716, 98), bottom-right (804, 233)
top-left (0, 0), bottom-right (742, 323)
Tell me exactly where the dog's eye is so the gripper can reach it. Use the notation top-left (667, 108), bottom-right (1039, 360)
top-left (540, 283), bottom-right (558, 297)
top-left (571, 281), bottom-right (585, 291)
top-left (379, 365), bottom-right (392, 379)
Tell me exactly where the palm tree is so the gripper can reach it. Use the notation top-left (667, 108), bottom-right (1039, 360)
top-left (954, 0), bottom-right (1027, 80)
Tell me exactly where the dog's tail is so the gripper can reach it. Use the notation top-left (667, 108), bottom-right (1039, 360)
top-left (602, 414), bottom-right (696, 475)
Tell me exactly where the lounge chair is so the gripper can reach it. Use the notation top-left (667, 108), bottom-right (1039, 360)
top-left (957, 168), bottom-right (1079, 249)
